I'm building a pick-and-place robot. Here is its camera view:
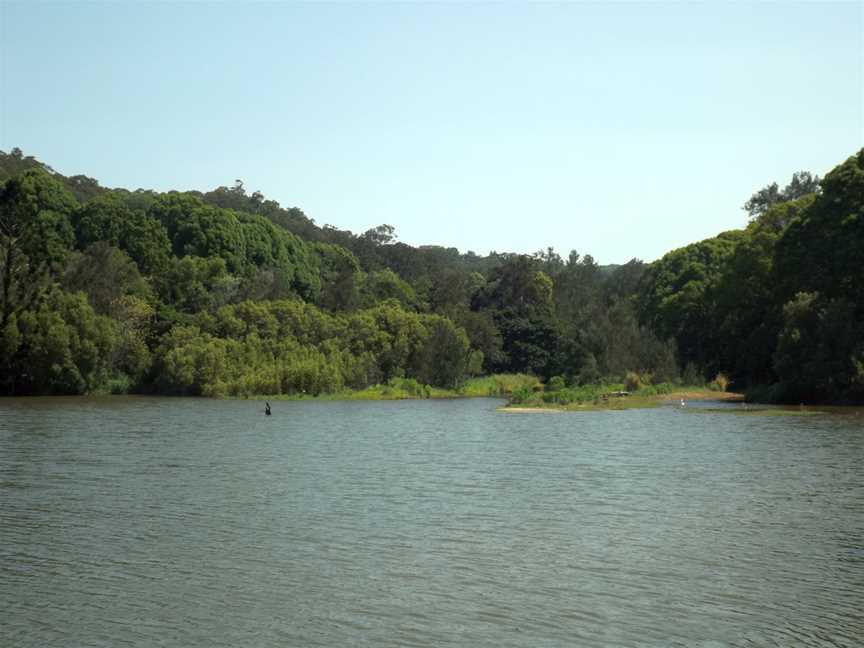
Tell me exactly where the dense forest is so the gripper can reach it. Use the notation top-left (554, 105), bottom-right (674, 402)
top-left (1, 147), bottom-right (862, 403)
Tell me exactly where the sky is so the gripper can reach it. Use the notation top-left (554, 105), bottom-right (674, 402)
top-left (1, 2), bottom-right (861, 264)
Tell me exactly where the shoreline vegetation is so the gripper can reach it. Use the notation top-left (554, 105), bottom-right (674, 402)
top-left (235, 373), bottom-right (744, 413)
top-left (500, 388), bottom-right (742, 413)
top-left (2, 148), bottom-right (863, 405)
top-left (235, 374), bottom-right (542, 402)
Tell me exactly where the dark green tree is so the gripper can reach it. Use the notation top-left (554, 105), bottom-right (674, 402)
top-left (0, 169), bottom-right (77, 329)
top-left (744, 171), bottom-right (820, 219)
top-left (2, 290), bottom-right (117, 395)
top-left (473, 256), bottom-right (560, 377)
top-left (62, 242), bottom-right (152, 316)
top-left (638, 231), bottom-right (745, 378)
top-left (416, 316), bottom-right (470, 388)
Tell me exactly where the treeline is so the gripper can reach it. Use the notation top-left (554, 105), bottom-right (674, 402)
top-left (1, 147), bottom-right (861, 402)
top-left (639, 151), bottom-right (864, 403)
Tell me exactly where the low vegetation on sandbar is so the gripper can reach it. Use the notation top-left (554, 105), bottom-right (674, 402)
top-left (498, 371), bottom-right (740, 412)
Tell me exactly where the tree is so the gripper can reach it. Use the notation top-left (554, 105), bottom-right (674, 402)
top-left (74, 194), bottom-right (127, 247)
top-left (359, 269), bottom-right (420, 310)
top-left (638, 231), bottom-right (745, 378)
top-left (361, 224), bottom-right (397, 246)
top-left (61, 242), bottom-right (151, 316)
top-left (121, 213), bottom-right (172, 276)
top-left (452, 308), bottom-right (504, 372)
top-left (416, 316), bottom-right (470, 388)
top-left (773, 150), bottom-right (864, 310)
top-left (710, 224), bottom-right (780, 386)
top-left (1, 290), bottom-right (117, 395)
top-left (156, 256), bottom-right (238, 313)
top-left (315, 243), bottom-right (362, 311)
top-left (772, 293), bottom-right (863, 402)
top-left (533, 247), bottom-right (565, 276)
top-left (109, 294), bottom-right (154, 385)
top-left (72, 192), bottom-right (172, 276)
top-left (553, 251), bottom-right (602, 328)
top-left (473, 256), bottom-right (560, 377)
top-left (768, 150), bottom-right (864, 401)
top-left (0, 169), bottom-right (77, 329)
top-left (744, 171), bottom-right (820, 219)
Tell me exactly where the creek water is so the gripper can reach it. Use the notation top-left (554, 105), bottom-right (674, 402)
top-left (1, 397), bottom-right (862, 647)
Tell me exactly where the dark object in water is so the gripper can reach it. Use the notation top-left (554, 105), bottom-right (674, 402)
top-left (265, 402), bottom-right (272, 416)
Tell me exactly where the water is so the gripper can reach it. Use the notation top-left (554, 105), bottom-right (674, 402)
top-left (1, 397), bottom-right (863, 647)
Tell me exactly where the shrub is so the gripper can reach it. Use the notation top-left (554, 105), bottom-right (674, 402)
top-left (510, 385), bottom-right (534, 405)
top-left (389, 376), bottom-right (427, 397)
top-left (547, 375), bottom-right (566, 392)
top-left (104, 374), bottom-right (132, 395)
top-left (710, 372), bottom-right (730, 392)
top-left (639, 382), bottom-right (675, 396)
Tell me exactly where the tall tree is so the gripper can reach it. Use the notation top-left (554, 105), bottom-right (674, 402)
top-left (743, 171), bottom-right (820, 219)
top-left (638, 231), bottom-right (745, 378)
top-left (473, 255), bottom-right (560, 377)
top-left (0, 170), bottom-right (77, 329)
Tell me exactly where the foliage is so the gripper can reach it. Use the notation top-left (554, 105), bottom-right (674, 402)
top-left (1, 290), bottom-right (117, 395)
top-left (772, 293), bottom-right (864, 403)
top-left (624, 371), bottom-right (643, 392)
top-left (744, 171), bottom-right (820, 219)
top-left (710, 373), bottom-right (730, 392)
top-left (472, 256), bottom-right (560, 377)
top-left (638, 230), bottom-right (745, 378)
top-left (0, 169), bottom-right (77, 329)
top-left (456, 374), bottom-right (542, 398)
top-left (2, 147), bottom-right (862, 404)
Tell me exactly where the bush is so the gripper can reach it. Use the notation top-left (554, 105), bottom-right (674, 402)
top-left (638, 382), bottom-right (675, 396)
top-left (388, 377), bottom-right (429, 398)
top-left (547, 375), bottom-right (566, 392)
top-left (509, 385), bottom-right (534, 405)
top-left (710, 372), bottom-right (730, 392)
top-left (104, 374), bottom-right (132, 395)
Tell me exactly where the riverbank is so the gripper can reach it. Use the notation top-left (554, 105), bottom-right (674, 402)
top-left (499, 388), bottom-right (743, 413)
top-left (237, 377), bottom-right (741, 412)
top-left (238, 374), bottom-right (541, 402)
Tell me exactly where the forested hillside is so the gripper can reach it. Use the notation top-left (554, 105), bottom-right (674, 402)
top-left (2, 147), bottom-right (862, 402)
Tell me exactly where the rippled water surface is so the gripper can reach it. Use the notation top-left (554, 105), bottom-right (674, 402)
top-left (1, 397), bottom-right (863, 647)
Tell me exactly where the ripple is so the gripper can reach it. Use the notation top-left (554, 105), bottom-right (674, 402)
top-left (1, 397), bottom-right (863, 646)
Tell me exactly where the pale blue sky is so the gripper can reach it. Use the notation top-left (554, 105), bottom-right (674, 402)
top-left (1, 1), bottom-right (861, 263)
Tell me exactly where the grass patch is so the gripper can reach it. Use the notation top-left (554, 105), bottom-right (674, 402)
top-left (233, 374), bottom-right (536, 402)
top-left (504, 381), bottom-right (732, 412)
top-left (226, 373), bottom-right (741, 411)
top-left (457, 374), bottom-right (542, 398)
top-left (90, 374), bottom-right (133, 395)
